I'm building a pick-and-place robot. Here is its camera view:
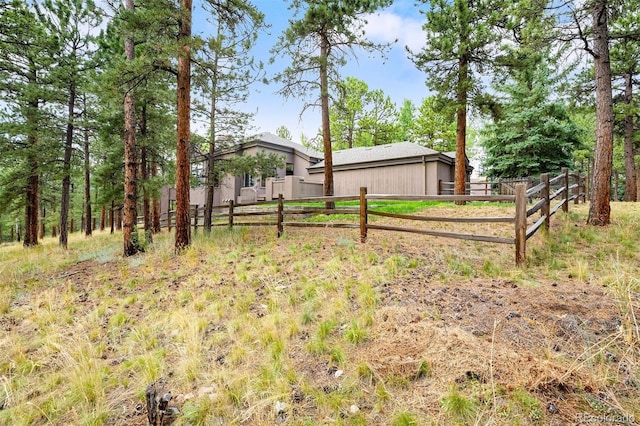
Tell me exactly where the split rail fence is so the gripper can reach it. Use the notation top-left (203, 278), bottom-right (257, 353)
top-left (160, 168), bottom-right (585, 265)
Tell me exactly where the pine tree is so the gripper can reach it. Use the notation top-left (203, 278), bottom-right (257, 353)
top-left (173, 0), bottom-right (192, 251)
top-left (411, 0), bottom-right (502, 200)
top-left (481, 55), bottom-right (582, 177)
top-left (358, 89), bottom-right (398, 146)
top-left (587, 0), bottom-right (615, 225)
top-left (610, 1), bottom-right (640, 201)
top-left (272, 0), bottom-right (393, 208)
top-left (36, 0), bottom-right (102, 249)
top-left (413, 96), bottom-right (456, 151)
top-left (396, 99), bottom-right (415, 143)
top-left (192, 0), bottom-right (265, 233)
top-left (330, 77), bottom-right (369, 149)
top-left (121, 0), bottom-right (143, 255)
top-left (0, 1), bottom-right (58, 247)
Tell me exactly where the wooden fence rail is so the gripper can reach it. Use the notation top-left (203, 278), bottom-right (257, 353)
top-left (152, 170), bottom-right (586, 265)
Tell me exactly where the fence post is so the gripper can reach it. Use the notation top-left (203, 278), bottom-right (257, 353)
top-left (571, 172), bottom-right (579, 205)
top-left (540, 173), bottom-right (550, 233)
top-left (360, 187), bottom-right (367, 243)
top-left (168, 210), bottom-right (172, 232)
top-left (515, 183), bottom-right (527, 266)
top-left (562, 167), bottom-right (569, 213)
top-left (228, 200), bottom-right (234, 229)
top-left (277, 194), bottom-right (284, 238)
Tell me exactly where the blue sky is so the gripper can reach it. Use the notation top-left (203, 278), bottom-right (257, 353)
top-left (193, 0), bottom-right (431, 143)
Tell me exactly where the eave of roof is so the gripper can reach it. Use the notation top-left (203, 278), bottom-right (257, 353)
top-left (308, 142), bottom-right (449, 170)
top-left (214, 132), bottom-right (323, 161)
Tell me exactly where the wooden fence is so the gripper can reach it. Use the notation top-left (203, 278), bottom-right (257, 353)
top-left (438, 173), bottom-right (587, 198)
top-left (158, 168), bottom-right (586, 265)
top-left (438, 178), bottom-right (533, 196)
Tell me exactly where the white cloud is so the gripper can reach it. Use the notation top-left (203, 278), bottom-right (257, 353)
top-left (363, 10), bottom-right (425, 53)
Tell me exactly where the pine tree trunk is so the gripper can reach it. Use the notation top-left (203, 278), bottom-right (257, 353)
top-left (116, 206), bottom-right (123, 231)
top-left (111, 200), bottom-right (115, 234)
top-left (623, 72), bottom-right (636, 201)
top-left (39, 204), bottom-right (45, 240)
top-left (204, 78), bottom-right (217, 234)
top-left (454, 28), bottom-right (469, 205)
top-left (123, 0), bottom-right (140, 256)
top-left (320, 33), bottom-right (334, 209)
top-left (24, 83), bottom-right (39, 247)
top-left (204, 155), bottom-right (215, 234)
top-left (140, 104), bottom-right (152, 242)
top-left (59, 81), bottom-right (76, 249)
top-left (151, 161), bottom-right (161, 233)
top-left (84, 108), bottom-right (92, 236)
top-left (587, 0), bottom-right (614, 226)
top-left (24, 154), bottom-right (39, 247)
top-left (175, 0), bottom-right (192, 251)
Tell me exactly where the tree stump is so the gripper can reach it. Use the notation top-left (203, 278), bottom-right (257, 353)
top-left (145, 379), bottom-right (173, 425)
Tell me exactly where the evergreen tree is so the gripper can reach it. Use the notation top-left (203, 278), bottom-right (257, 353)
top-left (271, 0), bottom-right (393, 208)
top-left (358, 89), bottom-right (398, 146)
top-left (174, 0), bottom-right (192, 251)
top-left (411, 0), bottom-right (503, 200)
top-left (275, 125), bottom-right (292, 140)
top-left (396, 99), bottom-right (415, 142)
top-left (0, 1), bottom-right (58, 247)
top-left (122, 0), bottom-right (143, 255)
top-left (587, 0), bottom-right (615, 225)
top-left (330, 77), bottom-right (369, 149)
top-left (413, 96), bottom-right (456, 151)
top-left (36, 0), bottom-right (102, 249)
top-left (192, 0), bottom-right (265, 233)
top-left (481, 56), bottom-right (582, 177)
top-left (482, 2), bottom-right (582, 178)
top-left (610, 1), bottom-right (640, 201)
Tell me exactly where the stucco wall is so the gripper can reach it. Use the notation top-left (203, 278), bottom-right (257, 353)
top-left (265, 176), bottom-right (324, 200)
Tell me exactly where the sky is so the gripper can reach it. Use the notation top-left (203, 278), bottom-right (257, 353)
top-left (192, 0), bottom-right (431, 144)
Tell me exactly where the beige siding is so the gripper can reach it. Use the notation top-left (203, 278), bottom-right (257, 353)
top-left (438, 162), bottom-right (454, 182)
top-left (425, 162), bottom-right (439, 195)
top-left (332, 164), bottom-right (426, 196)
top-left (293, 153), bottom-right (313, 178)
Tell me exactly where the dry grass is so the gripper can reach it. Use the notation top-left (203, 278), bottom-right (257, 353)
top-left (0, 202), bottom-right (639, 425)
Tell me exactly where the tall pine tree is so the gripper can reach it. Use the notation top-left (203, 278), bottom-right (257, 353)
top-left (272, 0), bottom-right (393, 208)
top-left (411, 0), bottom-right (502, 200)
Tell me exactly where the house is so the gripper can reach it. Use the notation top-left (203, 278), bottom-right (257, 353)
top-left (306, 142), bottom-right (470, 196)
top-left (160, 135), bottom-right (469, 219)
top-left (214, 132), bottom-right (324, 204)
top-left (160, 133), bottom-right (324, 218)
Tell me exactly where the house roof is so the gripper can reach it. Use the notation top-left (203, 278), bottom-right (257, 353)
top-left (243, 132), bottom-right (323, 160)
top-left (308, 142), bottom-right (445, 169)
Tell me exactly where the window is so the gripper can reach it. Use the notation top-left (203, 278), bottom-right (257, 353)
top-left (243, 173), bottom-right (254, 187)
top-left (286, 163), bottom-right (294, 176)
